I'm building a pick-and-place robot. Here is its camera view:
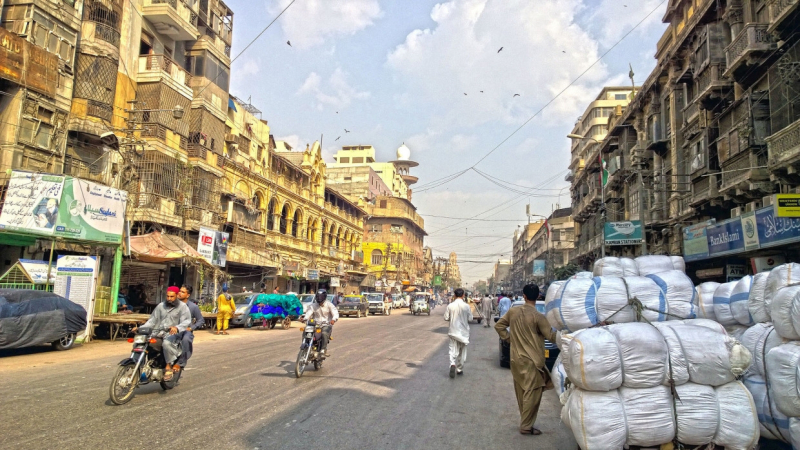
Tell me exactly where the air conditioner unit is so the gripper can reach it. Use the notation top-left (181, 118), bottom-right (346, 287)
top-left (730, 206), bottom-right (742, 218)
top-left (224, 133), bottom-right (237, 143)
top-left (745, 200), bottom-right (762, 213)
top-left (762, 195), bottom-right (774, 207)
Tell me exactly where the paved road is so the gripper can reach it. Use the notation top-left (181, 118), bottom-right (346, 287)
top-left (0, 306), bottom-right (576, 450)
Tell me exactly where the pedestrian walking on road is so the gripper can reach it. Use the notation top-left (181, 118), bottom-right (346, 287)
top-left (494, 284), bottom-right (557, 436)
top-left (443, 288), bottom-right (472, 378)
top-left (480, 294), bottom-right (494, 327)
top-left (216, 284), bottom-right (235, 335)
top-left (498, 292), bottom-right (512, 318)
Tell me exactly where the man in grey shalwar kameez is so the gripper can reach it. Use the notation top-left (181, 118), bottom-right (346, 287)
top-left (136, 286), bottom-right (191, 380)
top-left (481, 294), bottom-right (494, 327)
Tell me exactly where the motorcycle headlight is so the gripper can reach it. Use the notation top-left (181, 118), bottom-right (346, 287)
top-left (133, 335), bottom-right (147, 344)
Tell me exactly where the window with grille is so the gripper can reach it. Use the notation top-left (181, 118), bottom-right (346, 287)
top-left (74, 53), bottom-right (118, 107)
top-left (769, 46), bottom-right (800, 134)
top-left (369, 224), bottom-right (380, 233)
top-left (371, 249), bottom-right (383, 265)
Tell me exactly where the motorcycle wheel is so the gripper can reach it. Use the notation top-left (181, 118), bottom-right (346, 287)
top-left (109, 364), bottom-right (139, 405)
top-left (314, 360), bottom-right (321, 370)
top-left (160, 369), bottom-right (181, 390)
top-left (295, 349), bottom-right (308, 378)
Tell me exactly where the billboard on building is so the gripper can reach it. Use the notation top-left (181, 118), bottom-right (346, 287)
top-left (197, 227), bottom-right (229, 267)
top-left (532, 260), bottom-right (546, 277)
top-left (433, 275), bottom-right (442, 286)
top-left (0, 27), bottom-right (59, 97)
top-left (604, 221), bottom-right (643, 246)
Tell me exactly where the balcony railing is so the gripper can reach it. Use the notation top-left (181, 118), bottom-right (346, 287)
top-left (138, 54), bottom-right (192, 88)
top-left (767, 118), bottom-right (800, 170)
top-left (694, 63), bottom-right (731, 103)
top-left (725, 23), bottom-right (776, 77)
top-left (142, 0), bottom-right (199, 40)
top-left (768, 0), bottom-right (799, 34)
top-left (87, 21), bottom-right (120, 48)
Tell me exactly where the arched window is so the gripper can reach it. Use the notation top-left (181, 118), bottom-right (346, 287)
top-left (371, 249), bottom-right (383, 266)
top-left (292, 209), bottom-right (301, 237)
top-left (267, 198), bottom-right (276, 230)
top-left (280, 204), bottom-right (289, 234)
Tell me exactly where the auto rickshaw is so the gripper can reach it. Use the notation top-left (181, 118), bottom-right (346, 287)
top-left (412, 293), bottom-right (431, 315)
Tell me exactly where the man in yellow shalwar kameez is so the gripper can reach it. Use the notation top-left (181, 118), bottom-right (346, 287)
top-left (216, 284), bottom-right (235, 335)
top-left (495, 283), bottom-right (556, 435)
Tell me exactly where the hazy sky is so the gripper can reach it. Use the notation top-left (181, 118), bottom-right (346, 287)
top-left (227, 0), bottom-right (669, 284)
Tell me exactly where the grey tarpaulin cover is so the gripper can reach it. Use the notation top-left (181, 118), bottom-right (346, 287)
top-left (0, 289), bottom-right (87, 349)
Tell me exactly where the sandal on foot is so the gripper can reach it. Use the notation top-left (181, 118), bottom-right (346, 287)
top-left (222, 331), bottom-right (229, 335)
top-left (215, 331), bottom-right (221, 335)
top-left (163, 370), bottom-right (174, 381)
top-left (519, 428), bottom-right (542, 435)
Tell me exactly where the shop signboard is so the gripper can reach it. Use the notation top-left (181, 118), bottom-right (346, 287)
top-left (726, 264), bottom-right (747, 282)
top-left (683, 221), bottom-right (713, 261)
top-left (18, 259), bottom-right (57, 284)
top-left (307, 269), bottom-right (319, 281)
top-left (54, 255), bottom-right (98, 324)
top-left (532, 260), bottom-right (546, 277)
top-left (196, 227), bottom-right (229, 267)
top-left (604, 221), bottom-right (643, 246)
top-left (330, 277), bottom-right (340, 287)
top-left (706, 218), bottom-right (744, 257)
top-left (755, 206), bottom-right (800, 249)
top-left (0, 27), bottom-right (58, 97)
top-left (775, 194), bottom-right (800, 217)
top-left (751, 255), bottom-right (785, 273)
top-left (740, 211), bottom-right (760, 251)
top-left (433, 275), bottom-right (442, 286)
top-left (0, 172), bottom-right (65, 235)
top-left (54, 178), bottom-right (127, 243)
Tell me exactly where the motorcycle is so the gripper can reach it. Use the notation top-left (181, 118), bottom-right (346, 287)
top-left (295, 318), bottom-right (328, 378)
top-left (109, 326), bottom-right (182, 405)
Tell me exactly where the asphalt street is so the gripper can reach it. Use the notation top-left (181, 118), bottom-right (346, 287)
top-left (0, 306), bottom-right (577, 450)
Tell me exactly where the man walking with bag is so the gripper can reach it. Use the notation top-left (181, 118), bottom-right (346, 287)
top-left (495, 284), bottom-right (556, 435)
top-left (444, 288), bottom-right (472, 378)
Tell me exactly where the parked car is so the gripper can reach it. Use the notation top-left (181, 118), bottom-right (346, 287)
top-left (0, 289), bottom-right (87, 351)
top-left (298, 294), bottom-right (314, 315)
top-left (230, 293), bottom-right (258, 327)
top-left (365, 293), bottom-right (390, 315)
top-left (337, 295), bottom-right (368, 317)
top-left (496, 300), bottom-right (559, 370)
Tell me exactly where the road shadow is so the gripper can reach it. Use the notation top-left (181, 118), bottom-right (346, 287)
top-left (431, 326), bottom-right (448, 335)
top-left (0, 345), bottom-right (79, 358)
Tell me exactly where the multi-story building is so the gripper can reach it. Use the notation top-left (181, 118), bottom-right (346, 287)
top-left (509, 209), bottom-right (575, 288)
top-left (568, 0), bottom-right (800, 283)
top-left (328, 144), bottom-right (416, 199)
top-left (568, 87), bottom-right (637, 264)
top-left (362, 195), bottom-right (427, 292)
top-left (325, 165), bottom-right (392, 202)
top-left (509, 222), bottom-right (543, 291)
top-left (488, 260), bottom-right (512, 295)
top-left (446, 251), bottom-right (461, 288)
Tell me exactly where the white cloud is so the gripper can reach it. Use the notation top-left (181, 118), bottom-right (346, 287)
top-left (273, 0), bottom-right (382, 49)
top-left (238, 58), bottom-right (261, 77)
top-left (583, 0), bottom-right (666, 48)
top-left (297, 68), bottom-right (370, 111)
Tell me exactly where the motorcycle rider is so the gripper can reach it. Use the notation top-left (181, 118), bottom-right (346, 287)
top-left (301, 289), bottom-right (338, 357)
top-left (175, 285), bottom-right (204, 370)
top-left (133, 286), bottom-right (191, 381)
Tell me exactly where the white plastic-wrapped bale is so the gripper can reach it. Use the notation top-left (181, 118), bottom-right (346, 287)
top-left (646, 270), bottom-right (696, 321)
top-left (748, 272), bottom-right (770, 323)
top-left (673, 384), bottom-right (719, 445)
top-left (635, 255), bottom-right (683, 276)
top-left (730, 275), bottom-right (755, 326)
top-left (550, 353), bottom-right (569, 404)
top-left (713, 281), bottom-right (739, 326)
top-left (770, 285), bottom-right (800, 340)
top-left (739, 323), bottom-right (786, 377)
top-left (792, 418), bottom-right (800, 450)
top-left (694, 282), bottom-right (720, 321)
top-left (743, 375), bottom-right (790, 442)
top-left (620, 385), bottom-right (677, 447)
top-left (571, 271), bottom-right (594, 279)
top-left (555, 330), bottom-right (573, 354)
top-left (623, 276), bottom-right (669, 324)
top-left (544, 281), bottom-right (566, 330)
top-left (766, 342), bottom-right (800, 417)
top-left (670, 255), bottom-right (686, 273)
top-left (726, 324), bottom-right (750, 340)
top-left (565, 389), bottom-right (627, 449)
top-left (592, 257), bottom-right (638, 277)
top-left (765, 263), bottom-right (800, 315)
top-left (714, 381), bottom-right (761, 450)
top-left (564, 324), bottom-right (667, 391)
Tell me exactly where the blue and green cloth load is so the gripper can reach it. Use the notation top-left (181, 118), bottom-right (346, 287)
top-left (249, 294), bottom-right (303, 320)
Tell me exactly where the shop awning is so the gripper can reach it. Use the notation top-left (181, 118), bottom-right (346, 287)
top-left (404, 286), bottom-right (417, 292)
top-left (360, 274), bottom-right (376, 287)
top-left (129, 231), bottom-right (205, 263)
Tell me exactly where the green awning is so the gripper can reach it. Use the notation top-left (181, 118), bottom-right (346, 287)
top-left (0, 233), bottom-right (36, 246)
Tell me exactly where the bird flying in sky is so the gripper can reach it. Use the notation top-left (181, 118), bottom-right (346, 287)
top-left (497, 47), bottom-right (503, 53)
top-left (513, 94), bottom-right (520, 97)
top-left (287, 41), bottom-right (291, 46)
top-left (344, 129), bottom-right (350, 133)
top-left (335, 136), bottom-right (340, 141)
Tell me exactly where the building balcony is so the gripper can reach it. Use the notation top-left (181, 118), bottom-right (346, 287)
top-left (768, 0), bottom-right (799, 36)
top-left (767, 118), bottom-right (800, 174)
top-left (690, 174), bottom-right (719, 206)
top-left (137, 54), bottom-right (193, 99)
top-left (724, 23), bottom-right (777, 80)
top-left (719, 150), bottom-right (771, 197)
top-left (82, 20), bottom-right (121, 49)
top-left (142, 0), bottom-right (199, 41)
top-left (694, 63), bottom-right (732, 105)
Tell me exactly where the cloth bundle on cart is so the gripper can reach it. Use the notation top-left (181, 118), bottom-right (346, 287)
top-left (544, 270), bottom-right (695, 332)
top-left (249, 294), bottom-right (303, 320)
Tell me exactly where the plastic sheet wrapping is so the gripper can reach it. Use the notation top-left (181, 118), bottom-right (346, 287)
top-left (635, 255), bottom-right (684, 276)
top-left (715, 381), bottom-right (761, 450)
top-left (571, 271), bottom-right (594, 279)
top-left (770, 285), bottom-right (800, 340)
top-left (765, 263), bottom-right (800, 316)
top-left (743, 375), bottom-right (790, 442)
top-left (791, 418), bottom-right (800, 450)
top-left (713, 281), bottom-right (740, 326)
top-left (730, 275), bottom-right (755, 326)
top-left (544, 281), bottom-right (566, 330)
top-left (592, 257), bottom-right (638, 277)
top-left (550, 353), bottom-right (570, 405)
top-left (694, 282), bottom-right (720, 321)
top-left (726, 324), bottom-right (750, 341)
top-left (748, 272), bottom-right (771, 323)
top-left (766, 342), bottom-right (800, 417)
top-left (565, 388), bottom-right (628, 450)
top-left (740, 323), bottom-right (786, 378)
top-left (555, 330), bottom-right (573, 353)
top-left (673, 383), bottom-right (719, 445)
top-left (646, 270), bottom-right (696, 321)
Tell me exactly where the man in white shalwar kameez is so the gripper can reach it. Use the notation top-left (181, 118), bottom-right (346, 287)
top-left (444, 288), bottom-right (473, 378)
top-left (481, 294), bottom-right (494, 328)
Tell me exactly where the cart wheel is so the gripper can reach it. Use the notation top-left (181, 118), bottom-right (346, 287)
top-left (282, 317), bottom-right (291, 330)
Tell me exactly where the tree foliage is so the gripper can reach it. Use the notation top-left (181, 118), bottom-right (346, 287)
top-left (553, 263), bottom-right (581, 281)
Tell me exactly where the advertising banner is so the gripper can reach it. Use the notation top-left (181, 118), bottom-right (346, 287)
top-left (706, 218), bottom-right (744, 257)
top-left (196, 227), bottom-right (229, 267)
top-left (18, 259), bottom-right (57, 284)
top-left (54, 255), bottom-right (98, 336)
top-left (54, 178), bottom-right (127, 243)
top-left (775, 194), bottom-right (800, 217)
top-left (604, 221), bottom-right (643, 246)
top-left (0, 172), bottom-right (65, 235)
top-left (330, 277), bottom-right (340, 287)
top-left (307, 269), bottom-right (319, 281)
top-left (433, 275), bottom-right (442, 286)
top-left (755, 206), bottom-right (800, 249)
top-left (532, 260), bottom-right (546, 277)
top-left (683, 221), bottom-right (712, 261)
top-left (0, 27), bottom-right (58, 97)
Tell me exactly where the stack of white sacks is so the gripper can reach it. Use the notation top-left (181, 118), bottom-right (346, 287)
top-left (709, 263), bottom-right (800, 447)
top-left (546, 255), bottom-right (760, 450)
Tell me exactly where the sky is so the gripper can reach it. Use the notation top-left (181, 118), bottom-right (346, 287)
top-left (226, 0), bottom-right (670, 285)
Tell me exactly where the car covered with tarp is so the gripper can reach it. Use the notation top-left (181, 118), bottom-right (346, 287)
top-left (0, 289), bottom-right (87, 350)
